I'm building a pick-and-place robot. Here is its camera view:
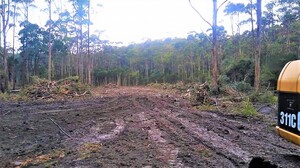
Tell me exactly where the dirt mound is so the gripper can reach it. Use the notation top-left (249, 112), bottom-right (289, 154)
top-left (23, 76), bottom-right (90, 100)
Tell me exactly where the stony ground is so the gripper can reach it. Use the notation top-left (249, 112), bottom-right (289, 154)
top-left (0, 87), bottom-right (300, 168)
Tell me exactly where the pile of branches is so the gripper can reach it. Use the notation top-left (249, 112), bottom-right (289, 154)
top-left (104, 83), bottom-right (118, 88)
top-left (183, 82), bottom-right (215, 105)
top-left (23, 76), bottom-right (91, 100)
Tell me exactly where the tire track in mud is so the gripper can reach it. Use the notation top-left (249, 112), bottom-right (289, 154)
top-left (80, 118), bottom-right (126, 143)
top-left (133, 96), bottom-right (248, 167)
top-left (185, 110), bottom-right (300, 158)
top-left (131, 97), bottom-right (185, 167)
top-left (32, 97), bottom-right (121, 115)
top-left (145, 96), bottom-right (300, 167)
top-left (153, 114), bottom-right (236, 167)
top-left (3, 87), bottom-right (300, 167)
top-left (144, 96), bottom-right (252, 166)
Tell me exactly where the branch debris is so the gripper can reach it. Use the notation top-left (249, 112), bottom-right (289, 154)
top-left (49, 118), bottom-right (72, 138)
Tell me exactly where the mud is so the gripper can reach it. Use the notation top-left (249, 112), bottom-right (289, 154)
top-left (0, 87), bottom-right (300, 168)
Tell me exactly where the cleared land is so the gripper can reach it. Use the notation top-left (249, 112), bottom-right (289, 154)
top-left (0, 87), bottom-right (300, 168)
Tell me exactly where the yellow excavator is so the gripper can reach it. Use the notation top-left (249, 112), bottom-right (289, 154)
top-left (276, 60), bottom-right (300, 146)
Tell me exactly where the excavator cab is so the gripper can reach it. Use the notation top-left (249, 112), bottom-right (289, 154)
top-left (276, 60), bottom-right (300, 146)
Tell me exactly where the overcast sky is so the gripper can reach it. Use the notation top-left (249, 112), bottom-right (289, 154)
top-left (16, 0), bottom-right (270, 46)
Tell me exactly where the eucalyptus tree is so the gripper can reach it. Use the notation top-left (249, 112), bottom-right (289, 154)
top-left (12, 0), bottom-right (34, 85)
top-left (224, 2), bottom-right (246, 58)
top-left (69, 0), bottom-right (89, 82)
top-left (0, 0), bottom-right (11, 91)
top-left (254, 0), bottom-right (262, 92)
top-left (189, 0), bottom-right (228, 92)
top-left (46, 0), bottom-right (52, 81)
top-left (224, 1), bottom-right (256, 58)
top-left (12, 0), bottom-right (34, 21)
top-left (11, 1), bottom-right (18, 89)
top-left (87, 0), bottom-right (91, 84)
top-left (277, 0), bottom-right (300, 54)
top-left (18, 22), bottom-right (48, 84)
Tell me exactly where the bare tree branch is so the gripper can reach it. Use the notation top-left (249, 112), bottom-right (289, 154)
top-left (217, 0), bottom-right (228, 12)
top-left (50, 118), bottom-right (72, 138)
top-left (188, 0), bottom-right (212, 27)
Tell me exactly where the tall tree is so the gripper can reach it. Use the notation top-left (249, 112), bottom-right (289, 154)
top-left (70, 0), bottom-right (89, 82)
top-left (212, 0), bottom-right (218, 91)
top-left (11, 2), bottom-right (19, 89)
top-left (87, 0), bottom-right (91, 84)
top-left (254, 0), bottom-right (262, 91)
top-left (46, 0), bottom-right (52, 81)
top-left (13, 0), bottom-right (34, 85)
top-left (1, 0), bottom-right (11, 92)
top-left (189, 0), bottom-right (228, 92)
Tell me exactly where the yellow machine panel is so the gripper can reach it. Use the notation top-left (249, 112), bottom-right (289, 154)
top-left (277, 60), bottom-right (300, 146)
top-left (277, 60), bottom-right (300, 93)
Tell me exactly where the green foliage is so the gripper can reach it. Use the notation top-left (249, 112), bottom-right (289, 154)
top-left (224, 58), bottom-right (254, 83)
top-left (0, 90), bottom-right (29, 101)
top-left (241, 98), bottom-right (258, 116)
top-left (249, 91), bottom-right (277, 104)
top-left (232, 81), bottom-right (252, 92)
top-left (30, 76), bottom-right (48, 85)
top-left (0, 93), bottom-right (10, 101)
top-left (218, 75), bottom-right (230, 86)
top-left (6, 0), bottom-right (300, 90)
top-left (261, 66), bottom-right (276, 87)
top-left (57, 76), bottom-right (80, 84)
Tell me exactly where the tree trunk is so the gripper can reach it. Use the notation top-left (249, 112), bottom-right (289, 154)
top-left (87, 0), bottom-right (91, 85)
top-left (12, 4), bottom-right (16, 89)
top-left (212, 0), bottom-right (218, 91)
top-left (250, 0), bottom-right (255, 58)
top-left (254, 0), bottom-right (261, 92)
top-left (117, 74), bottom-right (121, 86)
top-left (2, 0), bottom-right (11, 91)
top-left (48, 0), bottom-right (52, 81)
top-left (145, 59), bottom-right (149, 83)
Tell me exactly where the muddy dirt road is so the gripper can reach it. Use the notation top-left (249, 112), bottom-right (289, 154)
top-left (1, 87), bottom-right (300, 167)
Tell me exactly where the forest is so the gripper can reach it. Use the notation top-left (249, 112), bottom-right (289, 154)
top-left (0, 0), bottom-right (299, 93)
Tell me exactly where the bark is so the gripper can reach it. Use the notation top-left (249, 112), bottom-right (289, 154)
top-left (87, 0), bottom-right (91, 84)
top-left (250, 0), bottom-right (255, 58)
top-left (48, 0), bottom-right (52, 81)
top-left (212, 0), bottom-right (218, 91)
top-left (254, 0), bottom-right (261, 92)
top-left (12, 4), bottom-right (16, 89)
top-left (117, 74), bottom-right (121, 86)
top-left (298, 45), bottom-right (300, 59)
top-left (145, 59), bottom-right (149, 82)
top-left (1, 0), bottom-right (11, 91)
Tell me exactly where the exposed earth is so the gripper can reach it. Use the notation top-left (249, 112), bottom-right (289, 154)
top-left (0, 87), bottom-right (300, 168)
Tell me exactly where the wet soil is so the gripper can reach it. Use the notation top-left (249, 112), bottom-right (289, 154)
top-left (0, 87), bottom-right (300, 168)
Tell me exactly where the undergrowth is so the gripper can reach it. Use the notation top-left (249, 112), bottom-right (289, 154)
top-left (241, 98), bottom-right (258, 116)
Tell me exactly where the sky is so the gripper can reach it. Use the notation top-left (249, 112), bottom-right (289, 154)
top-left (92, 0), bottom-right (214, 44)
top-left (14, 0), bottom-right (270, 46)
top-left (88, 0), bottom-right (270, 44)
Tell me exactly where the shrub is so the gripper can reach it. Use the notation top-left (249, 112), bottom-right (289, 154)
top-left (241, 98), bottom-right (257, 116)
top-left (249, 91), bottom-right (277, 104)
top-left (232, 81), bottom-right (252, 92)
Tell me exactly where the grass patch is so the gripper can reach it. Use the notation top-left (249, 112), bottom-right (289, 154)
top-left (17, 149), bottom-right (65, 167)
top-left (0, 92), bottom-right (10, 101)
top-left (249, 91), bottom-right (277, 104)
top-left (195, 104), bottom-right (218, 111)
top-left (0, 91), bottom-right (28, 101)
top-left (78, 143), bottom-right (102, 159)
top-left (241, 98), bottom-right (258, 116)
top-left (226, 98), bottom-right (258, 116)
